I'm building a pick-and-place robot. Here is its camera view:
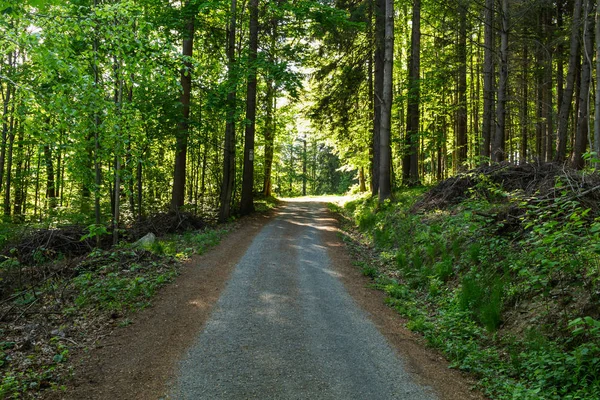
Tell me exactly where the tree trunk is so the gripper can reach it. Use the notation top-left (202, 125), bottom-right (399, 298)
top-left (92, 0), bottom-right (102, 240)
top-left (556, 0), bottom-right (583, 162)
top-left (219, 0), bottom-right (237, 222)
top-left (594, 0), bottom-right (600, 166)
top-left (544, 8), bottom-right (554, 162)
top-left (521, 41), bottom-right (528, 164)
top-left (572, 0), bottom-right (593, 169)
top-left (372, 0), bottom-right (385, 196)
top-left (379, 0), bottom-right (394, 201)
top-left (3, 111), bottom-right (15, 216)
top-left (402, 0), bottom-right (420, 186)
top-left (0, 54), bottom-right (13, 193)
top-left (113, 62), bottom-right (124, 245)
top-left (171, 2), bottom-right (195, 210)
top-left (481, 0), bottom-right (494, 162)
top-left (13, 124), bottom-right (24, 218)
top-left (240, 0), bottom-right (259, 215)
top-left (492, 0), bottom-right (508, 162)
top-left (263, 82), bottom-right (275, 197)
top-left (302, 139), bottom-right (307, 196)
top-left (456, 0), bottom-right (468, 167)
top-left (43, 144), bottom-right (56, 208)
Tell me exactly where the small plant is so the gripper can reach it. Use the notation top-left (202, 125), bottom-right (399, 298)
top-left (80, 224), bottom-right (109, 242)
top-left (360, 263), bottom-right (378, 278)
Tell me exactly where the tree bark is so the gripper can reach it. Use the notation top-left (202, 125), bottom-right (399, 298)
top-left (240, 0), bottom-right (259, 215)
top-left (171, 2), bottom-right (195, 210)
top-left (3, 110), bottom-right (15, 216)
top-left (594, 0), bottom-right (600, 166)
top-left (456, 0), bottom-right (468, 167)
top-left (43, 144), bottom-right (56, 208)
top-left (556, 0), bottom-right (583, 162)
top-left (492, 0), bottom-right (508, 162)
top-left (219, 0), bottom-right (237, 222)
top-left (402, 0), bottom-right (420, 186)
top-left (572, 0), bottom-right (593, 169)
top-left (520, 41), bottom-right (528, 164)
top-left (481, 0), bottom-right (494, 163)
top-left (378, 0), bottom-right (394, 201)
top-left (372, 0), bottom-right (385, 196)
top-left (13, 123), bottom-right (24, 218)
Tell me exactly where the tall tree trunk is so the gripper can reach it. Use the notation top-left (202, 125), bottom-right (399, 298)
top-left (572, 0), bottom-right (593, 169)
top-left (556, 0), bottom-right (583, 162)
top-left (544, 8), bottom-right (554, 162)
top-left (302, 138), bottom-right (307, 196)
top-left (262, 12), bottom-right (278, 197)
top-left (379, 0), bottom-right (394, 201)
top-left (557, 0), bottom-right (565, 115)
top-left (137, 151), bottom-right (143, 217)
top-left (492, 0), bottom-right (508, 162)
top-left (13, 124), bottom-right (24, 218)
top-left (521, 41), bottom-right (528, 164)
top-left (373, 0), bottom-right (385, 196)
top-left (481, 0), bottom-right (494, 163)
top-left (402, 0), bottom-right (420, 186)
top-left (219, 0), bottom-right (237, 222)
top-left (263, 82), bottom-right (275, 197)
top-left (3, 111), bottom-right (15, 216)
top-left (92, 0), bottom-right (102, 241)
top-left (113, 61), bottom-right (124, 245)
top-left (171, 2), bottom-right (195, 210)
top-left (595, 0), bottom-right (600, 166)
top-left (43, 144), bottom-right (56, 208)
top-left (456, 0), bottom-right (468, 167)
top-left (240, 0), bottom-right (259, 215)
top-left (0, 53), bottom-right (14, 194)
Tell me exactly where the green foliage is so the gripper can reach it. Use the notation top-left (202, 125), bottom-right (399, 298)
top-left (340, 186), bottom-right (600, 399)
top-left (71, 255), bottom-right (177, 312)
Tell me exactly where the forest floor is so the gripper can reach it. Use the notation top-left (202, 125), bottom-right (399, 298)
top-left (52, 199), bottom-right (482, 399)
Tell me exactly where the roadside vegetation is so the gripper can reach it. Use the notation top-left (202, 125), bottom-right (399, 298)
top-left (0, 209), bottom-right (256, 398)
top-left (334, 163), bottom-right (600, 399)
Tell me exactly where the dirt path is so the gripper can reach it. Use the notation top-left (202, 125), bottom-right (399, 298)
top-left (63, 200), bottom-right (483, 400)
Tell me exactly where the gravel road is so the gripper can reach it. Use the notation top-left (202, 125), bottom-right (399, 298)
top-left (169, 200), bottom-right (437, 400)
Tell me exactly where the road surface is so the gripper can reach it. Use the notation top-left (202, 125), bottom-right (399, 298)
top-left (168, 200), bottom-right (437, 400)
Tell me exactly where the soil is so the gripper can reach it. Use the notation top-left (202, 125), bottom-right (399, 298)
top-left (56, 201), bottom-right (484, 400)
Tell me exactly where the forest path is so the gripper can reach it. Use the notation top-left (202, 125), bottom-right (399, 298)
top-left (168, 200), bottom-right (435, 399)
top-left (65, 199), bottom-right (482, 400)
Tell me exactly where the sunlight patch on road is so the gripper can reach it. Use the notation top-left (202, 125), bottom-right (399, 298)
top-left (279, 195), bottom-right (355, 204)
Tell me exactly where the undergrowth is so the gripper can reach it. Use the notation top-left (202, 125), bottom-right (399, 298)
top-left (0, 225), bottom-right (228, 399)
top-left (337, 181), bottom-right (600, 399)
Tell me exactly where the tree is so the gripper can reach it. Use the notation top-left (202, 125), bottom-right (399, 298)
top-left (556, 0), bottom-right (583, 163)
top-left (481, 0), bottom-right (494, 163)
top-left (572, 0), bottom-right (593, 169)
top-left (456, 0), bottom-right (468, 168)
top-left (595, 0), bottom-right (600, 164)
top-left (378, 0), bottom-right (393, 201)
top-left (171, 1), bottom-right (195, 211)
top-left (219, 0), bottom-right (237, 222)
top-left (240, 0), bottom-right (259, 215)
top-left (492, 0), bottom-right (508, 162)
top-left (402, 0), bottom-right (420, 186)
top-left (372, 0), bottom-right (385, 196)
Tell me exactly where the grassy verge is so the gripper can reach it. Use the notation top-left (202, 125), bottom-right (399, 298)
top-left (332, 186), bottom-right (600, 399)
top-left (0, 225), bottom-right (230, 399)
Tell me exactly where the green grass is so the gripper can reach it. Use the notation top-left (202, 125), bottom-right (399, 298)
top-left (338, 186), bottom-right (600, 399)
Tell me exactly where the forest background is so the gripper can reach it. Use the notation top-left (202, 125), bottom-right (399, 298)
top-left (1, 0), bottom-right (599, 228)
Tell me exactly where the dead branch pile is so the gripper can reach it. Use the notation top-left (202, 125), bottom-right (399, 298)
top-left (3, 226), bottom-right (109, 265)
top-left (413, 162), bottom-right (600, 214)
top-left (126, 211), bottom-right (208, 241)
